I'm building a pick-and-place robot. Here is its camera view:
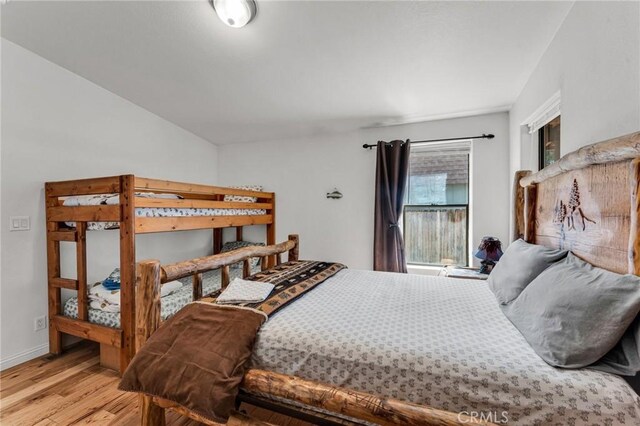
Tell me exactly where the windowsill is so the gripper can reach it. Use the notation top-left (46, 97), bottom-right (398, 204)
top-left (406, 264), bottom-right (443, 276)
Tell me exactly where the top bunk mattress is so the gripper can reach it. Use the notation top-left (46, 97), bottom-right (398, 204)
top-left (251, 269), bottom-right (640, 425)
top-left (62, 193), bottom-right (267, 230)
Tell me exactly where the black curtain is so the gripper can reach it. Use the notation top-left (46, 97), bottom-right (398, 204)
top-left (374, 140), bottom-right (410, 272)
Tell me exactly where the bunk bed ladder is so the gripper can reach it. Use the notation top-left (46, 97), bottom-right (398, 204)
top-left (45, 176), bottom-right (132, 374)
top-left (45, 211), bottom-right (89, 344)
top-left (45, 197), bottom-right (64, 356)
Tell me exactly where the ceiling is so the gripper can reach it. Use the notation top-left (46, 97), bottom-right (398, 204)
top-left (1, 1), bottom-right (573, 145)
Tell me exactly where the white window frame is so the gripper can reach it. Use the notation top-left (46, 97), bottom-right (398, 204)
top-left (404, 140), bottom-right (472, 267)
top-left (522, 91), bottom-right (561, 170)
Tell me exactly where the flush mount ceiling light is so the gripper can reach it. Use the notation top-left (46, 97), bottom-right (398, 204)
top-left (211, 0), bottom-right (257, 28)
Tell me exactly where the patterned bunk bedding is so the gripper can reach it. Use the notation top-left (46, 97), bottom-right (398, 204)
top-left (62, 193), bottom-right (266, 231)
top-left (251, 269), bottom-right (640, 425)
top-left (63, 267), bottom-right (257, 328)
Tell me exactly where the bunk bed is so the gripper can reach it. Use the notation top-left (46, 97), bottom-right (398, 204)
top-left (45, 175), bottom-right (275, 373)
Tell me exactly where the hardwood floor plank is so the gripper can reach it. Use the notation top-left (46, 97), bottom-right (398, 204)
top-left (73, 409), bottom-right (115, 425)
top-left (0, 343), bottom-right (314, 426)
top-left (0, 378), bottom-right (38, 399)
top-left (1, 345), bottom-right (98, 393)
top-left (0, 357), bottom-right (99, 409)
top-left (0, 394), bottom-right (66, 425)
top-left (106, 404), bottom-right (140, 426)
top-left (49, 375), bottom-right (126, 424)
top-left (98, 391), bottom-right (137, 416)
top-left (33, 418), bottom-right (59, 426)
top-left (1, 366), bottom-right (115, 421)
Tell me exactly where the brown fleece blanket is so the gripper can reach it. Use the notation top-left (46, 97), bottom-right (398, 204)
top-left (119, 260), bottom-right (346, 423)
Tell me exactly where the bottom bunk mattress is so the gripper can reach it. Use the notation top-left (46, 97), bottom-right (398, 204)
top-left (249, 269), bottom-right (640, 425)
top-left (63, 267), bottom-right (255, 328)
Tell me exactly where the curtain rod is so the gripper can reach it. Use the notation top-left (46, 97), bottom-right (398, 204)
top-left (362, 133), bottom-right (494, 150)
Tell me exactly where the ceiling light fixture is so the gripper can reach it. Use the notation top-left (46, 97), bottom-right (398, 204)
top-left (211, 0), bottom-right (257, 28)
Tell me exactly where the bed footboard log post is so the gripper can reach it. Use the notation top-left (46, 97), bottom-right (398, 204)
top-left (288, 234), bottom-right (299, 261)
top-left (630, 158), bottom-right (640, 275)
top-left (242, 369), bottom-right (494, 426)
top-left (140, 395), bottom-right (165, 426)
top-left (193, 273), bottom-right (203, 300)
top-left (45, 184), bottom-right (62, 355)
top-left (524, 184), bottom-right (537, 244)
top-left (119, 174), bottom-right (136, 374)
top-left (76, 222), bottom-right (88, 321)
top-left (136, 260), bottom-right (162, 350)
top-left (221, 265), bottom-right (230, 289)
top-left (243, 260), bottom-right (251, 278)
top-left (513, 171), bottom-right (531, 241)
top-left (136, 259), bottom-right (167, 426)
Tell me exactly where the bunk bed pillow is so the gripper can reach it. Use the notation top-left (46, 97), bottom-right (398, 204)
top-left (221, 241), bottom-right (265, 269)
top-left (223, 185), bottom-right (263, 203)
top-left (487, 239), bottom-right (567, 305)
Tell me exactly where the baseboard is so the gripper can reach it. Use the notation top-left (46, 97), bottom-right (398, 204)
top-left (0, 343), bottom-right (49, 371)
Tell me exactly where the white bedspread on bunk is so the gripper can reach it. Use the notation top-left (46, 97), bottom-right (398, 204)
top-left (62, 193), bottom-right (267, 230)
top-left (251, 269), bottom-right (640, 425)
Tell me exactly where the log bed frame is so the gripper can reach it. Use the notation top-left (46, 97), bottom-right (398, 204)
top-left (134, 131), bottom-right (639, 426)
top-left (45, 175), bottom-right (276, 373)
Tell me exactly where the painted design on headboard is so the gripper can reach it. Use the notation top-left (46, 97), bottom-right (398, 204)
top-left (553, 179), bottom-right (596, 233)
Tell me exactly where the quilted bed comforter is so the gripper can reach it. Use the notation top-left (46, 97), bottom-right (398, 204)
top-left (251, 269), bottom-right (640, 425)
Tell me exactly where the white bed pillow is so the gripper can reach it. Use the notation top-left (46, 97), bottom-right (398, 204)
top-left (223, 185), bottom-right (263, 203)
top-left (487, 239), bottom-right (567, 305)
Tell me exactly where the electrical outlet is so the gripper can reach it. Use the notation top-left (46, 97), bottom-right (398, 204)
top-left (34, 316), bottom-right (47, 332)
top-left (10, 216), bottom-right (30, 231)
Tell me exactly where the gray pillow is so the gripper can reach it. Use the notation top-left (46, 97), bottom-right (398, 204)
top-left (592, 319), bottom-right (640, 375)
top-left (501, 253), bottom-right (640, 369)
top-left (487, 239), bottom-right (567, 304)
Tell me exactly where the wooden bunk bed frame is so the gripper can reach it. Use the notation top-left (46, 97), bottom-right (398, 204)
top-left (132, 131), bottom-right (639, 426)
top-left (45, 175), bottom-right (276, 373)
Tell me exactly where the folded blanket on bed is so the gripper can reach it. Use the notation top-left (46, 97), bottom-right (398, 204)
top-left (119, 260), bottom-right (346, 423)
top-left (88, 280), bottom-right (183, 312)
top-left (216, 278), bottom-right (274, 304)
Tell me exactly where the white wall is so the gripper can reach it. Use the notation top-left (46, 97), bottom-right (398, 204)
top-left (218, 112), bottom-right (510, 271)
top-left (509, 2), bottom-right (640, 176)
top-left (0, 40), bottom-right (219, 369)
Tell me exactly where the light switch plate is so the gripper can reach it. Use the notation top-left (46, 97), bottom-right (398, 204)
top-left (9, 216), bottom-right (30, 231)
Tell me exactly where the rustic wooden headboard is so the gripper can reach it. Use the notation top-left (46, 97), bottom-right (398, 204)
top-left (513, 131), bottom-right (640, 275)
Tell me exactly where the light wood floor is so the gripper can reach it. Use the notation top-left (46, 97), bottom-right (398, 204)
top-left (0, 343), bottom-right (312, 426)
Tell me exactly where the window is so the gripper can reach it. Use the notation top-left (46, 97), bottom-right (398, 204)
top-left (538, 115), bottom-right (561, 170)
top-left (403, 142), bottom-right (470, 266)
top-left (523, 91), bottom-right (561, 171)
